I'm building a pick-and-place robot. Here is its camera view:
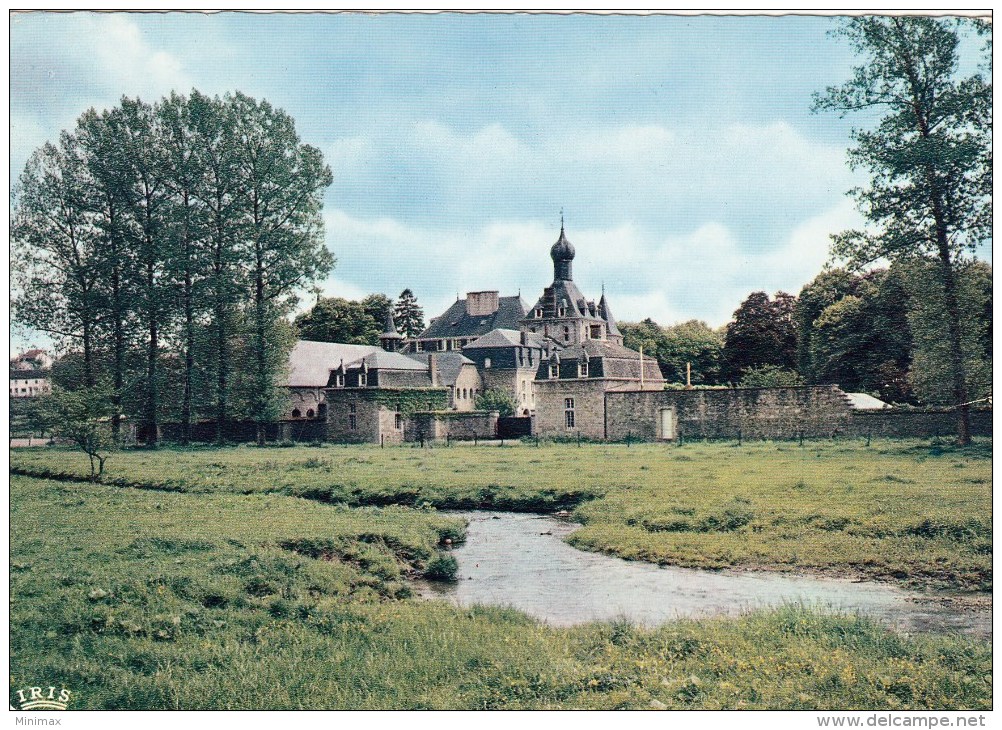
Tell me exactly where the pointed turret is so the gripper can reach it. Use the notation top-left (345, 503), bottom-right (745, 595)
top-left (598, 293), bottom-right (623, 344)
top-left (379, 309), bottom-right (403, 352)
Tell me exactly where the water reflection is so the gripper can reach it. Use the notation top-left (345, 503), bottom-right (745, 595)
top-left (417, 512), bottom-right (990, 639)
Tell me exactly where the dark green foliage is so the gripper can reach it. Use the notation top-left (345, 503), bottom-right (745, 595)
top-left (622, 318), bottom-right (725, 385)
top-left (474, 388), bottom-right (517, 417)
top-left (423, 553), bottom-right (459, 581)
top-left (737, 365), bottom-right (803, 389)
top-left (393, 288), bottom-right (425, 339)
top-left (11, 90), bottom-right (333, 444)
top-left (295, 295), bottom-right (387, 345)
top-left (32, 385), bottom-right (117, 480)
top-left (723, 292), bottom-right (798, 380)
top-left (814, 17), bottom-right (991, 444)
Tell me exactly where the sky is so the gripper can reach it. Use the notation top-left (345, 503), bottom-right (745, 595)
top-left (8, 11), bottom-right (991, 350)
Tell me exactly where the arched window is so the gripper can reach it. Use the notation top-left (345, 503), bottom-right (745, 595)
top-left (306, 409), bottom-right (315, 418)
top-left (291, 409), bottom-right (301, 418)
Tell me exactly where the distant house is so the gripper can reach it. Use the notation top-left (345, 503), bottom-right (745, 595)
top-left (9, 369), bottom-right (51, 398)
top-left (9, 349), bottom-right (53, 398)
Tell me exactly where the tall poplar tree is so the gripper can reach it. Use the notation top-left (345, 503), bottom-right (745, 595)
top-left (814, 17), bottom-right (991, 444)
top-left (230, 92), bottom-right (334, 445)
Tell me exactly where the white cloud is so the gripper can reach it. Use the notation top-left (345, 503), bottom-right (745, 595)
top-left (320, 198), bottom-right (867, 331)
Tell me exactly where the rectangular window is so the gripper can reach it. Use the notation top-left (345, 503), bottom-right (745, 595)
top-left (415, 341), bottom-right (424, 352)
top-left (349, 403), bottom-right (356, 413)
top-left (358, 372), bottom-right (367, 387)
top-left (336, 374), bottom-right (345, 387)
top-left (549, 363), bottom-right (559, 379)
top-left (395, 413), bottom-right (402, 430)
top-left (565, 408), bottom-right (575, 428)
top-left (348, 414), bottom-right (357, 430)
top-left (564, 398), bottom-right (575, 409)
top-left (578, 360), bottom-right (589, 378)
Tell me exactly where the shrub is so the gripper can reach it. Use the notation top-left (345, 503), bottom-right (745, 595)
top-left (423, 553), bottom-right (459, 581)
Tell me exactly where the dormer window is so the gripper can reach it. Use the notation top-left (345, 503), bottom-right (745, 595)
top-left (535, 308), bottom-right (543, 318)
top-left (578, 360), bottom-right (589, 378)
top-left (549, 363), bottom-right (559, 379)
top-left (557, 304), bottom-right (566, 317)
top-left (335, 373), bottom-right (345, 387)
top-left (358, 372), bottom-right (367, 387)
top-left (484, 357), bottom-right (491, 369)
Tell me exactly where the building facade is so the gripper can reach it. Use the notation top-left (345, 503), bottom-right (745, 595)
top-left (278, 224), bottom-right (658, 443)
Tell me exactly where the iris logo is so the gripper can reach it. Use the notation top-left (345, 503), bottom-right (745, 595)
top-left (14, 687), bottom-right (71, 711)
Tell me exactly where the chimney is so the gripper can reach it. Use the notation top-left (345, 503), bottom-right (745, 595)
top-left (465, 290), bottom-right (500, 316)
top-left (520, 330), bottom-right (528, 346)
top-left (427, 352), bottom-right (439, 387)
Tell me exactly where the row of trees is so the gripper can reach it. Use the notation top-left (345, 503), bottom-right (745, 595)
top-left (294, 288), bottom-right (425, 345)
top-left (625, 17), bottom-right (991, 444)
top-left (12, 90), bottom-right (334, 445)
top-left (621, 257), bottom-right (991, 405)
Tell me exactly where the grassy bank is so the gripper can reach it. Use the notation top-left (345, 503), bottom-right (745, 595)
top-left (10, 476), bottom-right (991, 710)
top-left (11, 439), bottom-right (992, 592)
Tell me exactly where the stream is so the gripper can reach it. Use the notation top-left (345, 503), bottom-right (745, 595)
top-left (416, 511), bottom-right (991, 639)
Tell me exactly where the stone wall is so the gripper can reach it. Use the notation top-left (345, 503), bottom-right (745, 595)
top-left (406, 411), bottom-right (499, 442)
top-left (849, 409), bottom-right (993, 439)
top-left (533, 379), bottom-right (610, 439)
top-left (324, 391), bottom-right (383, 443)
top-left (605, 386), bottom-right (854, 441)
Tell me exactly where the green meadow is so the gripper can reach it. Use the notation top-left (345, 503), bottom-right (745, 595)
top-left (12, 439), bottom-right (992, 592)
top-left (9, 440), bottom-right (992, 709)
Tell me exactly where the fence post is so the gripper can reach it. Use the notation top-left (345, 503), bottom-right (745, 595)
top-left (577, 430), bottom-right (581, 447)
top-left (474, 434), bottom-right (478, 446)
top-left (866, 430), bottom-right (871, 448)
top-left (737, 429), bottom-right (742, 446)
top-left (799, 431), bottom-right (804, 448)
top-left (381, 434), bottom-right (384, 448)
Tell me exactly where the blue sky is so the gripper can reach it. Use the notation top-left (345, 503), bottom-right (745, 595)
top-left (8, 11), bottom-right (989, 346)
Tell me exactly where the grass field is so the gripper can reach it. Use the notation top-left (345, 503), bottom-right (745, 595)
top-left (11, 438), bottom-right (992, 592)
top-left (10, 474), bottom-right (992, 710)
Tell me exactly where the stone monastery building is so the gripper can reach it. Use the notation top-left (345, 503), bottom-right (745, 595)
top-left (285, 225), bottom-right (664, 443)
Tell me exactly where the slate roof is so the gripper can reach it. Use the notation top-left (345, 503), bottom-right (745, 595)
top-left (417, 295), bottom-right (528, 340)
top-left (352, 351), bottom-right (429, 371)
top-left (598, 294), bottom-right (622, 338)
top-left (464, 328), bottom-right (547, 350)
top-left (406, 352), bottom-right (475, 386)
top-left (285, 340), bottom-right (380, 387)
top-left (525, 279), bottom-right (605, 321)
top-left (845, 393), bottom-right (892, 410)
top-left (555, 339), bottom-right (662, 361)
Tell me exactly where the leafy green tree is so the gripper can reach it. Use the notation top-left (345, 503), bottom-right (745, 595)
top-left (474, 388), bottom-right (516, 417)
top-left (661, 320), bottom-right (726, 385)
top-left (230, 92), bottom-right (334, 445)
top-left (33, 385), bottom-right (117, 480)
top-left (12, 136), bottom-right (102, 387)
top-left (899, 258), bottom-right (992, 408)
top-left (620, 319), bottom-right (666, 361)
top-left (295, 297), bottom-right (384, 345)
top-left (362, 294), bottom-right (395, 332)
top-left (158, 91), bottom-right (213, 444)
top-left (723, 292), bottom-right (798, 381)
top-left (737, 364), bottom-right (803, 389)
top-left (794, 268), bottom-right (861, 379)
top-left (814, 17), bottom-right (991, 444)
top-left (394, 289), bottom-right (425, 339)
top-left (800, 269), bottom-right (913, 401)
